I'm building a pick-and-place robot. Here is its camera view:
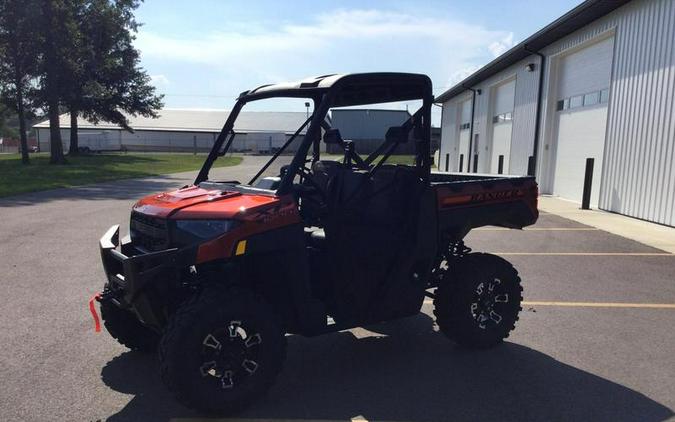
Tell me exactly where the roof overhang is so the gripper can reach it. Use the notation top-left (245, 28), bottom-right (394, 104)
top-left (435, 0), bottom-right (632, 103)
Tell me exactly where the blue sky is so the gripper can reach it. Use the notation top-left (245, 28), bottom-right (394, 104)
top-left (134, 0), bottom-right (583, 122)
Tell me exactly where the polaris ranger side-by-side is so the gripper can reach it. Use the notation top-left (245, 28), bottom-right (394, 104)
top-left (94, 73), bottom-right (539, 413)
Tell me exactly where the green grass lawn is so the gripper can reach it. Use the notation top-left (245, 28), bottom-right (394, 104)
top-left (0, 152), bottom-right (242, 197)
top-left (321, 154), bottom-right (416, 166)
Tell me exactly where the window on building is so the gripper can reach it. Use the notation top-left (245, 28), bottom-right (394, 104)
top-left (492, 111), bottom-right (513, 124)
top-left (570, 95), bottom-right (584, 108)
top-left (557, 88), bottom-right (609, 112)
top-left (584, 91), bottom-right (600, 106)
top-left (459, 122), bottom-right (470, 130)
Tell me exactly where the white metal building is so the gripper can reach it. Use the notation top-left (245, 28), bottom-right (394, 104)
top-left (34, 109), bottom-right (315, 153)
top-left (437, 0), bottom-right (675, 227)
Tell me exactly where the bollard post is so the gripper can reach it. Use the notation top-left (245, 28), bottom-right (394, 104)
top-left (473, 154), bottom-right (478, 173)
top-left (445, 153), bottom-right (450, 172)
top-left (459, 154), bottom-right (464, 172)
top-left (581, 158), bottom-right (594, 210)
top-left (498, 155), bottom-right (504, 174)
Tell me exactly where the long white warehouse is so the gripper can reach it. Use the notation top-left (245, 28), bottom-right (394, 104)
top-left (34, 109), bottom-right (313, 154)
top-left (436, 0), bottom-right (674, 227)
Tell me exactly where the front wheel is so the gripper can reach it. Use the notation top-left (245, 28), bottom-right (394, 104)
top-left (434, 253), bottom-right (523, 348)
top-left (100, 300), bottom-right (159, 352)
top-left (159, 287), bottom-right (286, 414)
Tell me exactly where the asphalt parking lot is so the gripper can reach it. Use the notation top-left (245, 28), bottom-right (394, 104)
top-left (0, 156), bottom-right (674, 422)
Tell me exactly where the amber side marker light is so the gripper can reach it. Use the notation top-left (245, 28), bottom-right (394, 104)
top-left (235, 240), bottom-right (247, 256)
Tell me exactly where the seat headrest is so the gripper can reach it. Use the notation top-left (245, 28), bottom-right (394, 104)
top-left (323, 128), bottom-right (344, 145)
top-left (385, 126), bottom-right (409, 144)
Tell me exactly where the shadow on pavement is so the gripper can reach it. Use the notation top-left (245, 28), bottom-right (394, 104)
top-left (0, 176), bottom-right (189, 207)
top-left (0, 155), bottom-right (268, 208)
top-left (101, 314), bottom-right (673, 422)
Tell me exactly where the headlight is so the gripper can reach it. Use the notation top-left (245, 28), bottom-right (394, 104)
top-left (172, 219), bottom-right (239, 245)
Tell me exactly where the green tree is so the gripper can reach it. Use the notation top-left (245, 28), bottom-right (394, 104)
top-left (0, 0), bottom-right (40, 164)
top-left (0, 104), bottom-right (19, 139)
top-left (67, 0), bottom-right (163, 154)
top-left (37, 0), bottom-right (81, 164)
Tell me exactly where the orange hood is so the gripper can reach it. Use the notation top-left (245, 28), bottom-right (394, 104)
top-left (133, 185), bottom-right (285, 220)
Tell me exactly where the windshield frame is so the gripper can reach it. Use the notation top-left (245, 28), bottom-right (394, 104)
top-left (194, 76), bottom-right (433, 195)
top-left (194, 93), bottom-right (326, 195)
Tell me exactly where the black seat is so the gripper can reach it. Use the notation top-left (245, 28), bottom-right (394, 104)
top-left (323, 128), bottom-right (365, 168)
top-left (311, 160), bottom-right (342, 193)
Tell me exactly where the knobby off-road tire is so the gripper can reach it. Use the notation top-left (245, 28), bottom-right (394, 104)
top-left (100, 300), bottom-right (160, 352)
top-left (159, 288), bottom-right (286, 414)
top-left (434, 253), bottom-right (523, 349)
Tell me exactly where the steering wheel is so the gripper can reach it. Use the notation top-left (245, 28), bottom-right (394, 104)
top-left (294, 164), bottom-right (328, 202)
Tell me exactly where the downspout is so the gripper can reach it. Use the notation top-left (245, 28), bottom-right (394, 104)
top-left (524, 46), bottom-right (546, 177)
top-left (463, 85), bottom-right (479, 172)
top-left (432, 102), bottom-right (443, 170)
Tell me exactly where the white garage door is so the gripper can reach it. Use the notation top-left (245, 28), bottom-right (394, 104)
top-left (457, 99), bottom-right (472, 171)
top-left (490, 79), bottom-right (515, 174)
top-left (552, 36), bottom-right (614, 207)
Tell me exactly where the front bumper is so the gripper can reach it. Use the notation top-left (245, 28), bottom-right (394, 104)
top-left (99, 225), bottom-right (196, 328)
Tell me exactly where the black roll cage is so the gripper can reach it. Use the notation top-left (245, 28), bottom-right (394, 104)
top-left (195, 73), bottom-right (434, 195)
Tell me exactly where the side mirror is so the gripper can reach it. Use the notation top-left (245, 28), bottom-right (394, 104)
top-left (323, 128), bottom-right (344, 145)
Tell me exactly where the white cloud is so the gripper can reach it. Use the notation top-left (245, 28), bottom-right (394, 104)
top-left (135, 9), bottom-right (515, 90)
top-left (487, 32), bottom-right (515, 57)
top-left (150, 74), bottom-right (170, 86)
top-left (446, 65), bottom-right (483, 87)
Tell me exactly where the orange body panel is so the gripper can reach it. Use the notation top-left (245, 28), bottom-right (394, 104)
top-left (436, 182), bottom-right (538, 213)
top-left (132, 185), bottom-right (301, 264)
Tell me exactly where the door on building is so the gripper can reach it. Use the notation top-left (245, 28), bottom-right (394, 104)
top-left (457, 98), bottom-right (472, 171)
top-left (458, 129), bottom-right (469, 171)
top-left (489, 79), bottom-right (516, 174)
top-left (552, 36), bottom-right (614, 207)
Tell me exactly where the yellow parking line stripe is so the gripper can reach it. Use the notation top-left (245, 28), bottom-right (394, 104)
top-left (475, 227), bottom-right (599, 231)
top-left (491, 252), bottom-right (672, 256)
top-left (422, 299), bottom-right (675, 308)
top-left (523, 301), bottom-right (675, 309)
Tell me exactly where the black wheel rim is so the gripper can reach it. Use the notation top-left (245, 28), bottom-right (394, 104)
top-left (470, 278), bottom-right (510, 329)
top-left (199, 320), bottom-right (262, 390)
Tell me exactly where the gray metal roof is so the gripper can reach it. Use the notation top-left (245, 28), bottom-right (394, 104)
top-left (33, 109), bottom-right (313, 134)
top-left (435, 0), bottom-right (632, 103)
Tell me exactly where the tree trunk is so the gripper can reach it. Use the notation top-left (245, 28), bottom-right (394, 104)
top-left (68, 110), bottom-right (79, 155)
top-left (48, 100), bottom-right (65, 164)
top-left (16, 84), bottom-right (29, 165)
top-left (43, 0), bottom-right (65, 164)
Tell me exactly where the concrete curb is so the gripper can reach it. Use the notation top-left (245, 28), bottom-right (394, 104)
top-left (538, 196), bottom-right (675, 254)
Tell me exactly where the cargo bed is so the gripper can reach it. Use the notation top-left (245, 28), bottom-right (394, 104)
top-left (430, 171), bottom-right (539, 240)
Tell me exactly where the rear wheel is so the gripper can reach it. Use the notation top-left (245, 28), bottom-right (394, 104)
top-left (100, 300), bottom-right (159, 352)
top-left (159, 287), bottom-right (286, 414)
top-left (434, 253), bottom-right (523, 348)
